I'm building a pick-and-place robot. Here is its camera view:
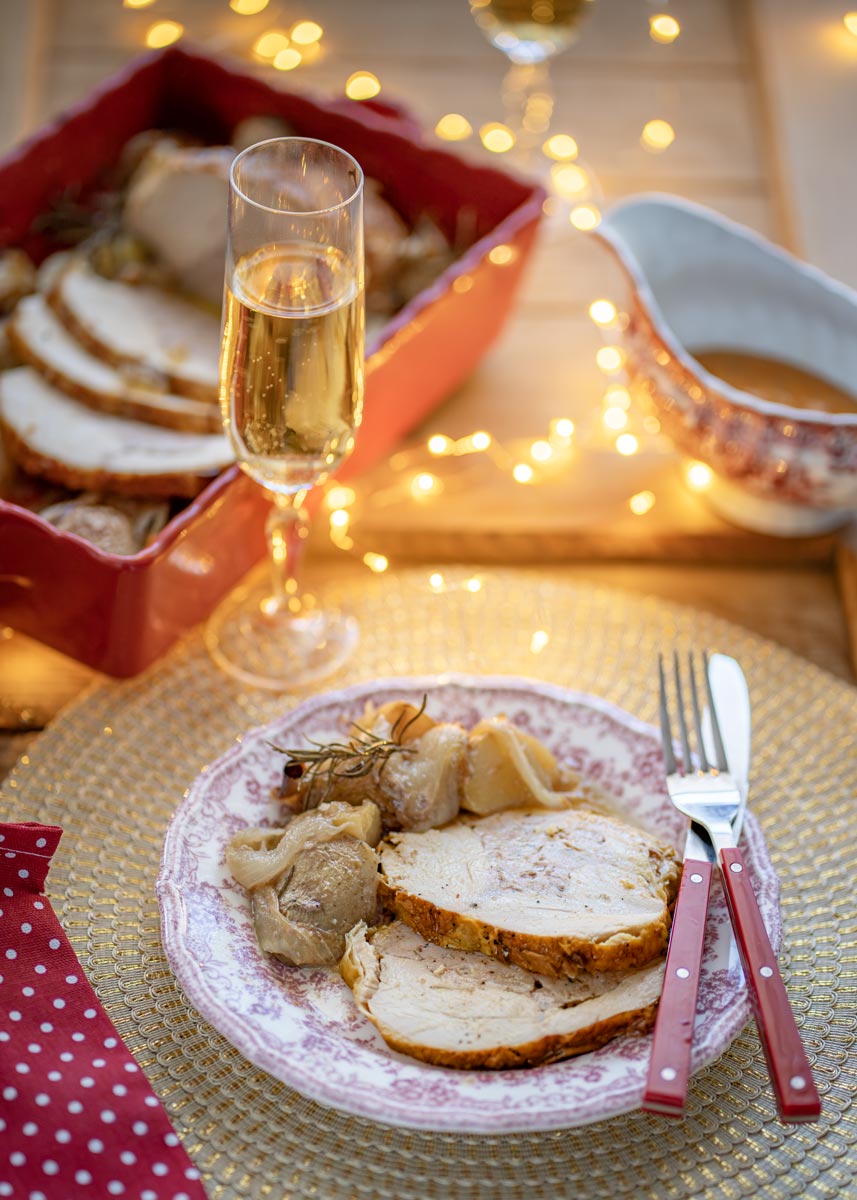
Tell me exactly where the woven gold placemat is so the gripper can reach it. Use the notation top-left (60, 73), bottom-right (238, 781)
top-left (2, 564), bottom-right (855, 1200)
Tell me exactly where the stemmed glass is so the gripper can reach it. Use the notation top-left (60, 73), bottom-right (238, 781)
top-left (206, 137), bottom-right (365, 690)
top-left (469, 0), bottom-right (597, 159)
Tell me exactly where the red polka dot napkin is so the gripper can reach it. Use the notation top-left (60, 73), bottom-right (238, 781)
top-left (0, 822), bottom-right (208, 1200)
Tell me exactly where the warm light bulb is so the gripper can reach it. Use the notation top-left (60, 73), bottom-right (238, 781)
top-left (429, 572), bottom-right (445, 591)
top-left (488, 244), bottom-right (516, 265)
top-left (480, 123), bottom-right (516, 153)
top-left (274, 47), bottom-right (303, 70)
top-left (844, 12), bottom-right (857, 34)
top-left (465, 577), bottom-right (483, 593)
top-left (570, 204), bottom-right (601, 231)
top-left (649, 14), bottom-right (680, 43)
top-left (123, 0), bottom-right (156, 8)
top-left (530, 440), bottom-right (553, 462)
top-left (290, 19), bottom-right (323, 44)
top-left (253, 30), bottom-right (290, 58)
top-left (530, 630), bottom-right (550, 654)
top-left (471, 431), bottom-right (492, 451)
top-left (346, 71), bottom-right (381, 100)
top-left (428, 434), bottom-right (452, 455)
top-left (230, 0), bottom-right (270, 13)
top-left (145, 20), bottom-right (183, 47)
top-left (596, 345), bottom-right (626, 373)
top-left (435, 113), bottom-right (473, 141)
top-left (543, 133), bottom-right (578, 161)
top-left (363, 552), bottom-right (389, 573)
top-left (616, 434), bottom-right (640, 456)
top-left (686, 461), bottom-right (714, 490)
top-left (641, 119), bottom-right (675, 152)
top-left (550, 163), bottom-right (589, 198)
top-left (329, 509), bottom-right (350, 529)
top-left (603, 406), bottom-right (629, 431)
top-left (552, 418), bottom-right (575, 438)
top-left (629, 490), bottom-right (656, 515)
top-left (513, 463), bottom-right (534, 483)
top-left (589, 299), bottom-right (617, 326)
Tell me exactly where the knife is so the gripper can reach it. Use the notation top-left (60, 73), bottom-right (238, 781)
top-left (642, 653), bottom-right (750, 1117)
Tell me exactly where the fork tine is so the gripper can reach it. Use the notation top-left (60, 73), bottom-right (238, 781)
top-left (688, 654), bottom-right (710, 772)
top-left (702, 650), bottom-right (730, 772)
top-left (672, 651), bottom-right (693, 774)
top-left (658, 653), bottom-right (678, 775)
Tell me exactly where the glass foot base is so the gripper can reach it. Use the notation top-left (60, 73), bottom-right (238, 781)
top-left (204, 583), bottom-right (359, 691)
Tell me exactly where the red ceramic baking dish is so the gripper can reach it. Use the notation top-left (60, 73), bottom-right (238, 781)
top-left (0, 47), bottom-right (543, 677)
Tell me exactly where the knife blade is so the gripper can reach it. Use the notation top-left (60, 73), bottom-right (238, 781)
top-left (703, 653), bottom-right (751, 839)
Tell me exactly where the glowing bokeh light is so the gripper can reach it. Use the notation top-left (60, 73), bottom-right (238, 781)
top-left (253, 30), bottom-right (290, 58)
top-left (686, 461), bottom-right (714, 490)
top-left (616, 433), bottom-right (640, 456)
top-left (589, 299), bottom-right (617, 326)
top-left (570, 204), bottom-right (601, 231)
top-left (553, 418), bottom-right (575, 438)
top-left (641, 119), bottom-right (675, 152)
top-left (513, 463), bottom-right (535, 483)
top-left (274, 47), bottom-right (303, 70)
top-left (145, 20), bottom-right (183, 47)
top-left (604, 384), bottom-right (631, 410)
top-left (471, 431), bottom-right (492, 451)
top-left (543, 133), bottom-right (578, 161)
top-left (488, 244), bottom-right (516, 265)
top-left (363, 553), bottom-right (389, 573)
top-left (435, 113), bottom-right (473, 141)
top-left (290, 19), bottom-right (323, 44)
top-left (629, 490), bottom-right (656, 515)
top-left (530, 440), bottom-right (553, 462)
top-left (329, 509), bottom-right (350, 529)
top-left (346, 71), bottom-right (381, 100)
top-left (844, 12), bottom-right (857, 35)
top-left (603, 406), bottom-right (629, 431)
top-left (325, 486), bottom-right (355, 510)
top-left (480, 123), bottom-right (516, 153)
top-left (428, 434), bottom-right (452, 455)
top-left (550, 163), bottom-right (589, 198)
top-left (596, 345), bottom-right (626, 373)
top-left (230, 0), bottom-right (270, 13)
top-left (649, 14), bottom-right (680, 43)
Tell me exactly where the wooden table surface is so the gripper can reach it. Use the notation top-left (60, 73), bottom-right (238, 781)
top-left (2, 0), bottom-right (855, 784)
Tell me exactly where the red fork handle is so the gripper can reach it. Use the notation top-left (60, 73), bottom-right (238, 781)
top-left (719, 846), bottom-right (821, 1123)
top-left (643, 858), bottom-right (713, 1116)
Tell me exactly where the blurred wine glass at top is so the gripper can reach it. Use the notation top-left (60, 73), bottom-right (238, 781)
top-left (469, 0), bottom-right (597, 157)
top-left (206, 137), bottom-right (365, 690)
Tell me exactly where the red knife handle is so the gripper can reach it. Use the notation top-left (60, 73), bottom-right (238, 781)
top-left (719, 846), bottom-right (821, 1123)
top-left (643, 858), bottom-right (713, 1117)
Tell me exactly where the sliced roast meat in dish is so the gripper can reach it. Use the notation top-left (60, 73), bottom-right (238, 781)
top-left (378, 806), bottom-right (680, 978)
top-left (341, 921), bottom-right (665, 1069)
top-left (48, 257), bottom-right (220, 401)
top-left (0, 368), bottom-right (231, 497)
top-left (9, 295), bottom-right (221, 433)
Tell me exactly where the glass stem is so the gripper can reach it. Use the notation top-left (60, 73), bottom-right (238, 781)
top-left (503, 61), bottom-right (554, 162)
top-left (265, 490), bottom-right (310, 617)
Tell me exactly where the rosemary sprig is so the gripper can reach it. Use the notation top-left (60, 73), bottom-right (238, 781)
top-left (271, 695), bottom-right (429, 808)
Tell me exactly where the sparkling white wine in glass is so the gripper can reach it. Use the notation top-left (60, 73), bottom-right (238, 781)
top-left (470, 0), bottom-right (594, 64)
top-left (206, 136), bottom-right (364, 691)
top-left (222, 241), bottom-right (364, 493)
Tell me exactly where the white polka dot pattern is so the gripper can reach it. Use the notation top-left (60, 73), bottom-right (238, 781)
top-left (0, 822), bottom-right (207, 1199)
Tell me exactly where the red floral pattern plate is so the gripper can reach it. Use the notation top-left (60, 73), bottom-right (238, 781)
top-left (156, 675), bottom-right (779, 1133)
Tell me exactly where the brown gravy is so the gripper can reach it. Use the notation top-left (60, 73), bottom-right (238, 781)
top-left (693, 349), bottom-right (857, 415)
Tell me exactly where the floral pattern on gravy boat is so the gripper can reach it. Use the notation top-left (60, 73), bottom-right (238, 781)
top-left (156, 674), bottom-right (779, 1133)
top-left (596, 195), bottom-right (857, 536)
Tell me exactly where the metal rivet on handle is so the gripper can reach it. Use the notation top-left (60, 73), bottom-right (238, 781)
top-left (790, 1076), bottom-right (807, 1090)
top-left (690, 873), bottom-right (703, 883)
top-left (675, 967), bottom-right (690, 979)
top-left (729, 862), bottom-right (743, 873)
top-left (660, 1067), bottom-right (677, 1082)
top-left (760, 966), bottom-right (773, 978)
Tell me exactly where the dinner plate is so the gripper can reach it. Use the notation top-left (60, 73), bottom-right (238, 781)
top-left (156, 673), bottom-right (780, 1133)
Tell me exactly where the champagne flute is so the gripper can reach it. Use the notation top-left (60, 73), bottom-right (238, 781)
top-left (206, 137), bottom-right (365, 690)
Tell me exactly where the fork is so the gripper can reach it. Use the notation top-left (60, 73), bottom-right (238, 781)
top-left (648, 651), bottom-right (821, 1123)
